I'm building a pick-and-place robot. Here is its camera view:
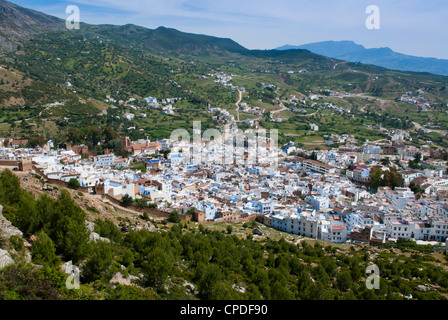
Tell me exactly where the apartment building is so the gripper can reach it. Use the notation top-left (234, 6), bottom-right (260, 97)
top-left (301, 159), bottom-right (337, 175)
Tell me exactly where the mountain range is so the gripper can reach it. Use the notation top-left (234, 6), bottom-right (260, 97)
top-left (1, 0), bottom-right (447, 76)
top-left (276, 41), bottom-right (448, 76)
top-left (0, 0), bottom-right (248, 56)
top-left (0, 0), bottom-right (447, 156)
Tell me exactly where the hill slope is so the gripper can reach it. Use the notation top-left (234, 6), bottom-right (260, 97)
top-left (0, 0), bottom-right (65, 52)
top-left (0, 0), bottom-right (247, 56)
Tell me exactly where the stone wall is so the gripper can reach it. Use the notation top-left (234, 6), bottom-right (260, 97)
top-left (104, 194), bottom-right (194, 222)
top-left (32, 165), bottom-right (91, 193)
top-left (0, 160), bottom-right (18, 167)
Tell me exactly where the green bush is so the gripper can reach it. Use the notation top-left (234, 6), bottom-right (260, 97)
top-left (68, 178), bottom-right (81, 188)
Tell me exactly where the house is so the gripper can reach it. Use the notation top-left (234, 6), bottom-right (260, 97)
top-left (363, 145), bottom-right (381, 155)
top-left (301, 159), bottom-right (337, 175)
top-left (168, 153), bottom-right (183, 166)
top-left (10, 140), bottom-right (28, 148)
top-left (244, 200), bottom-right (275, 214)
top-left (352, 167), bottom-right (370, 184)
top-left (94, 154), bottom-right (115, 166)
top-left (321, 222), bottom-right (348, 244)
top-left (346, 211), bottom-right (378, 232)
top-left (402, 171), bottom-right (424, 186)
top-left (308, 196), bottom-right (330, 211)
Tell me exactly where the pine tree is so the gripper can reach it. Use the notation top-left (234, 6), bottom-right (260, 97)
top-left (31, 231), bottom-right (60, 267)
top-left (142, 247), bottom-right (174, 288)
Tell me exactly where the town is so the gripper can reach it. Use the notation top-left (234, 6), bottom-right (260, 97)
top-left (1, 121), bottom-right (448, 248)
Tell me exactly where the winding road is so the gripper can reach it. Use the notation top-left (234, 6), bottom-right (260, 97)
top-left (235, 89), bottom-right (243, 122)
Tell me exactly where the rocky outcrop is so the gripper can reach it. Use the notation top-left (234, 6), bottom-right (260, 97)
top-left (415, 285), bottom-right (431, 292)
top-left (252, 226), bottom-right (264, 236)
top-left (109, 272), bottom-right (139, 286)
top-left (85, 220), bottom-right (110, 243)
top-left (0, 204), bottom-right (23, 239)
top-left (0, 248), bottom-right (15, 270)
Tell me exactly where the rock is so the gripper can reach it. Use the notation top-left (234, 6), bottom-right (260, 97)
top-left (0, 205), bottom-right (23, 239)
top-left (86, 220), bottom-right (110, 242)
top-left (89, 232), bottom-right (100, 242)
top-left (109, 272), bottom-right (138, 286)
top-left (232, 284), bottom-right (246, 293)
top-left (183, 281), bottom-right (196, 294)
top-left (61, 260), bottom-right (81, 274)
top-left (85, 220), bottom-right (95, 233)
top-left (252, 226), bottom-right (263, 236)
top-left (144, 223), bottom-right (156, 232)
top-left (415, 285), bottom-right (431, 292)
top-left (99, 236), bottom-right (110, 243)
top-left (0, 249), bottom-right (15, 270)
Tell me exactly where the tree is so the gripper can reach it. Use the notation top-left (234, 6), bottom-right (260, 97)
top-left (47, 190), bottom-right (89, 263)
top-left (14, 190), bottom-right (40, 235)
top-left (66, 127), bottom-right (82, 144)
top-left (36, 193), bottom-right (56, 231)
top-left (168, 210), bottom-right (181, 223)
top-left (121, 194), bottom-right (133, 207)
top-left (85, 126), bottom-right (103, 146)
top-left (336, 271), bottom-right (352, 291)
top-left (409, 152), bottom-right (422, 169)
top-left (31, 231), bottom-right (60, 267)
top-left (270, 281), bottom-right (293, 300)
top-left (94, 218), bottom-right (123, 243)
top-left (160, 149), bottom-right (171, 159)
top-left (142, 247), bottom-right (174, 288)
top-left (409, 181), bottom-right (422, 196)
top-left (197, 264), bottom-right (223, 299)
top-left (68, 178), bottom-right (80, 188)
top-left (27, 135), bottom-right (48, 148)
top-left (368, 167), bottom-right (382, 189)
top-left (383, 167), bottom-right (404, 190)
top-left (82, 241), bottom-right (115, 283)
top-left (380, 157), bottom-right (391, 166)
top-left (134, 197), bottom-right (148, 209)
top-left (0, 169), bottom-right (22, 206)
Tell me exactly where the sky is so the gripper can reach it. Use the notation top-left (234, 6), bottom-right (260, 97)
top-left (8, 0), bottom-right (448, 59)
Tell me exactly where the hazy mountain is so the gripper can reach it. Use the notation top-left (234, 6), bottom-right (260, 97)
top-left (277, 41), bottom-right (448, 76)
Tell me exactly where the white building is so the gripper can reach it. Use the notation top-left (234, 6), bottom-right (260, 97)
top-left (94, 154), bottom-right (115, 167)
top-left (244, 200), bottom-right (275, 214)
top-left (308, 196), bottom-right (330, 211)
top-left (363, 145), bottom-right (381, 155)
top-left (320, 221), bottom-right (348, 244)
top-left (346, 211), bottom-right (378, 232)
top-left (195, 201), bottom-right (218, 220)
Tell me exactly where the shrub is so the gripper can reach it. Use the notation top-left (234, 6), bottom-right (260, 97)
top-left (68, 178), bottom-right (81, 188)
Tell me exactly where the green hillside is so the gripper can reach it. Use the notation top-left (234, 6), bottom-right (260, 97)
top-left (0, 0), bottom-right (447, 148)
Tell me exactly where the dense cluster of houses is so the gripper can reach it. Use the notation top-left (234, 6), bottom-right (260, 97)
top-left (1, 121), bottom-right (448, 246)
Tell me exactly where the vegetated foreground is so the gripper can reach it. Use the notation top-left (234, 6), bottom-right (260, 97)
top-left (0, 169), bottom-right (447, 300)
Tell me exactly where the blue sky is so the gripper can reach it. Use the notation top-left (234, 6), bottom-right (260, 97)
top-left (9, 0), bottom-right (448, 59)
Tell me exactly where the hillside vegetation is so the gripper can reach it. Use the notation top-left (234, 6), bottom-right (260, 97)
top-left (1, 169), bottom-right (448, 300)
